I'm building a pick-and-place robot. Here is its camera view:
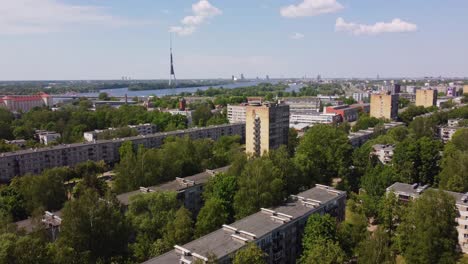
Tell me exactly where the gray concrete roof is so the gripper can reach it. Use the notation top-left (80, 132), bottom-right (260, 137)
top-left (144, 185), bottom-right (345, 264)
top-left (117, 166), bottom-right (230, 206)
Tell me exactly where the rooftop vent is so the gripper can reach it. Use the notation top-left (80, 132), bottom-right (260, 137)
top-left (231, 234), bottom-right (250, 244)
top-left (139, 187), bottom-right (154, 193)
top-left (462, 193), bottom-right (468, 203)
top-left (412, 183), bottom-right (419, 189)
top-left (416, 184), bottom-right (430, 194)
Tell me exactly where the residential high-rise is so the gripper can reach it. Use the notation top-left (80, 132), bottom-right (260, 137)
top-left (245, 101), bottom-right (289, 156)
top-left (370, 93), bottom-right (399, 120)
top-left (463, 85), bottom-right (468, 95)
top-left (415, 89), bottom-right (437, 107)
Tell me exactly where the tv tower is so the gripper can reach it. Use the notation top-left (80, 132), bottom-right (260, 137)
top-left (169, 34), bottom-right (177, 87)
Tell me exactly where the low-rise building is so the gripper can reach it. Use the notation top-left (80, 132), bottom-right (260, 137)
top-left (117, 166), bottom-right (230, 216)
top-left (387, 182), bottom-right (468, 253)
top-left (372, 144), bottom-right (395, 165)
top-left (284, 97), bottom-right (321, 114)
top-left (324, 104), bottom-right (370, 123)
top-left (290, 113), bottom-right (340, 126)
top-left (167, 110), bottom-right (194, 125)
top-left (84, 124), bottom-right (157, 142)
top-left (439, 126), bottom-right (461, 143)
top-left (38, 132), bottom-right (61, 145)
top-left (5, 140), bottom-right (27, 148)
top-left (0, 92), bottom-right (52, 112)
top-left (349, 122), bottom-right (404, 148)
top-left (145, 184), bottom-right (346, 264)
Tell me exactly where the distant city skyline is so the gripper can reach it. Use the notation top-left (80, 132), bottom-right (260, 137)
top-left (1, 0), bottom-right (467, 80)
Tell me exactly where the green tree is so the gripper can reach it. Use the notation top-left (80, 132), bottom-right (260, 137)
top-left (192, 104), bottom-right (213, 127)
top-left (301, 238), bottom-right (346, 264)
top-left (357, 227), bottom-right (394, 264)
top-left (392, 137), bottom-right (441, 184)
top-left (195, 197), bottom-right (229, 237)
top-left (0, 233), bottom-right (51, 264)
top-left (11, 168), bottom-right (67, 214)
top-left (287, 128), bottom-right (299, 156)
top-left (126, 191), bottom-right (180, 261)
top-left (294, 125), bottom-right (352, 185)
top-left (438, 129), bottom-right (468, 192)
top-left (98, 92), bottom-right (110, 101)
top-left (154, 207), bottom-right (194, 256)
top-left (0, 186), bottom-right (28, 221)
top-left (55, 190), bottom-right (130, 263)
top-left (233, 157), bottom-right (284, 219)
top-left (232, 243), bottom-right (266, 264)
top-left (203, 173), bottom-right (237, 221)
top-left (397, 190), bottom-right (458, 264)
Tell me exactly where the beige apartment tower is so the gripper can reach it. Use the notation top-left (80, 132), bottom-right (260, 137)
top-left (463, 85), bottom-right (468, 95)
top-left (415, 89), bottom-right (437, 107)
top-left (370, 93), bottom-right (399, 120)
top-left (246, 102), bottom-right (290, 156)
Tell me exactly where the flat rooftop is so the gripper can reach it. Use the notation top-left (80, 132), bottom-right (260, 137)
top-left (116, 166), bottom-right (230, 206)
top-left (387, 182), bottom-right (468, 206)
top-left (0, 123), bottom-right (243, 158)
top-left (144, 185), bottom-right (346, 264)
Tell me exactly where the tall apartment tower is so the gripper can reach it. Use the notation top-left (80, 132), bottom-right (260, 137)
top-left (370, 93), bottom-right (399, 120)
top-left (246, 102), bottom-right (290, 156)
top-left (415, 89), bottom-right (437, 107)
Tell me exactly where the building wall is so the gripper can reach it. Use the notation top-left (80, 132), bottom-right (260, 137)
top-left (246, 104), bottom-right (289, 156)
top-left (0, 123), bottom-right (245, 182)
top-left (463, 85), bottom-right (468, 95)
top-left (227, 105), bottom-right (247, 124)
top-left (415, 89), bottom-right (437, 107)
top-left (370, 94), bottom-right (398, 120)
top-left (246, 105), bottom-right (270, 155)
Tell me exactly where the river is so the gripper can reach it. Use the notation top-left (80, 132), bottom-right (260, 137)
top-left (70, 80), bottom-right (279, 98)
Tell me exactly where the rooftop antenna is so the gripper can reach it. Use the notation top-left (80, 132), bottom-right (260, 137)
top-left (169, 34), bottom-right (177, 88)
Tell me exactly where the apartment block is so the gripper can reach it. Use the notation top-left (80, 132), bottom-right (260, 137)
top-left (372, 144), bottom-right (395, 165)
top-left (0, 123), bottom-right (245, 183)
top-left (15, 166), bottom-right (230, 239)
top-left (464, 85), bottom-right (468, 95)
top-left (370, 93), bottom-right (399, 120)
top-left (415, 89), bottom-right (437, 108)
top-left (387, 182), bottom-right (468, 253)
top-left (348, 122), bottom-right (404, 148)
top-left (0, 92), bottom-right (52, 112)
top-left (117, 166), bottom-right (230, 216)
top-left (324, 104), bottom-right (370, 123)
top-left (289, 113), bottom-right (340, 126)
top-left (246, 102), bottom-right (290, 156)
top-left (145, 185), bottom-right (346, 264)
top-left (38, 132), bottom-right (61, 145)
top-left (283, 97), bottom-right (321, 115)
top-left (84, 123), bottom-right (157, 142)
top-left (227, 104), bottom-right (247, 124)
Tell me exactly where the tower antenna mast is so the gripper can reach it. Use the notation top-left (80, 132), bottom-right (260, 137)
top-left (169, 34), bottom-right (177, 87)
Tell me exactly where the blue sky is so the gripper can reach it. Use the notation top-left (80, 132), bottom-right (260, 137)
top-left (0, 0), bottom-right (467, 80)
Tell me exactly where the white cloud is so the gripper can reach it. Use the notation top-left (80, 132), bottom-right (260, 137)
top-left (170, 26), bottom-right (196, 36)
top-left (0, 0), bottom-right (148, 35)
top-left (335, 17), bottom-right (418, 35)
top-left (281, 0), bottom-right (343, 18)
top-left (170, 0), bottom-right (222, 36)
top-left (290, 32), bottom-right (305, 40)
